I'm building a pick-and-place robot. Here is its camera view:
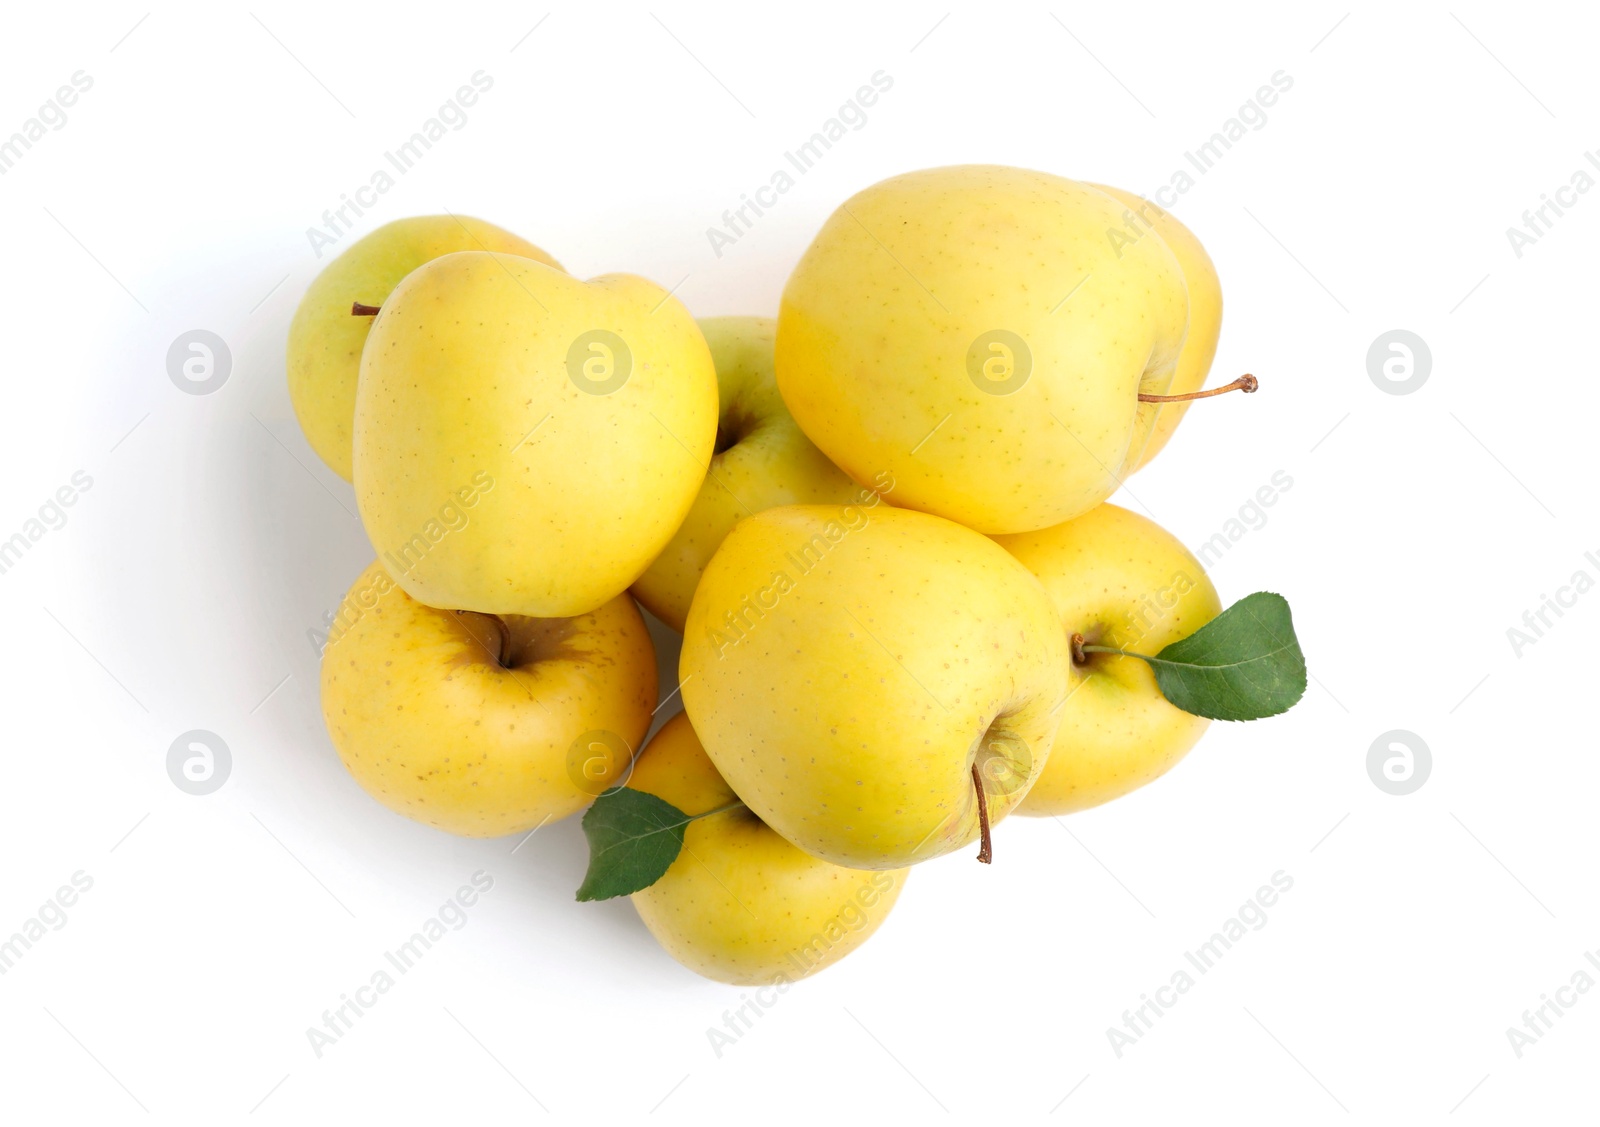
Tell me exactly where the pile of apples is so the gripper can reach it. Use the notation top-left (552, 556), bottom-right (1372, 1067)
top-left (288, 166), bottom-right (1304, 986)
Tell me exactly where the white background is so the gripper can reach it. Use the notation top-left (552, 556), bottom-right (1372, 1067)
top-left (0, 1), bottom-right (1593, 1122)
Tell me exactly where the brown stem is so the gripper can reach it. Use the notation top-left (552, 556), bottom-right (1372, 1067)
top-left (971, 762), bottom-right (993, 864)
top-left (1139, 373), bottom-right (1257, 403)
top-left (351, 302), bottom-right (381, 317)
top-left (1070, 632), bottom-right (1088, 666)
top-left (493, 616), bottom-right (513, 668)
top-left (456, 611), bottom-right (512, 668)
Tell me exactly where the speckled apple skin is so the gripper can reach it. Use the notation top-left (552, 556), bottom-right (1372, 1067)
top-left (994, 503), bottom-right (1222, 814)
top-left (320, 560), bottom-right (657, 836)
top-left (776, 165), bottom-right (1189, 535)
top-left (629, 712), bottom-right (906, 985)
top-left (354, 252), bottom-right (718, 618)
top-left (681, 503), bottom-right (1069, 870)
top-left (288, 216), bottom-right (561, 481)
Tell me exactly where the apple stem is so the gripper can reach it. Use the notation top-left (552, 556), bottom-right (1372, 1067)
top-left (1078, 636), bottom-right (1165, 666)
top-left (689, 800), bottom-right (746, 823)
top-left (1139, 373), bottom-right (1257, 403)
top-left (490, 616), bottom-right (512, 668)
top-left (1081, 643), bottom-right (1162, 668)
top-left (351, 302), bottom-right (381, 317)
top-left (455, 611), bottom-right (513, 668)
top-left (971, 762), bottom-right (993, 864)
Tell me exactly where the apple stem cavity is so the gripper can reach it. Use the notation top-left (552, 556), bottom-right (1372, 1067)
top-left (351, 302), bottom-right (381, 317)
top-left (1138, 373), bottom-right (1258, 403)
top-left (1070, 632), bottom-right (1089, 666)
top-left (971, 763), bottom-right (993, 864)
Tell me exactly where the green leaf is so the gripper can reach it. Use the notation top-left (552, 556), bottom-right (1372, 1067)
top-left (575, 788), bottom-right (693, 901)
top-left (1142, 591), bottom-right (1307, 721)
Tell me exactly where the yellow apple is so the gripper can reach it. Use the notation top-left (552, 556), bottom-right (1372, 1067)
top-left (630, 315), bottom-right (863, 632)
top-left (680, 502), bottom-right (1069, 869)
top-left (628, 712), bottom-right (907, 985)
top-left (776, 165), bottom-right (1189, 534)
top-left (1092, 186), bottom-right (1224, 472)
top-left (992, 503), bottom-right (1222, 815)
top-left (287, 216), bottom-right (561, 480)
top-left (320, 560), bottom-right (657, 836)
top-left (354, 251), bottom-right (718, 618)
